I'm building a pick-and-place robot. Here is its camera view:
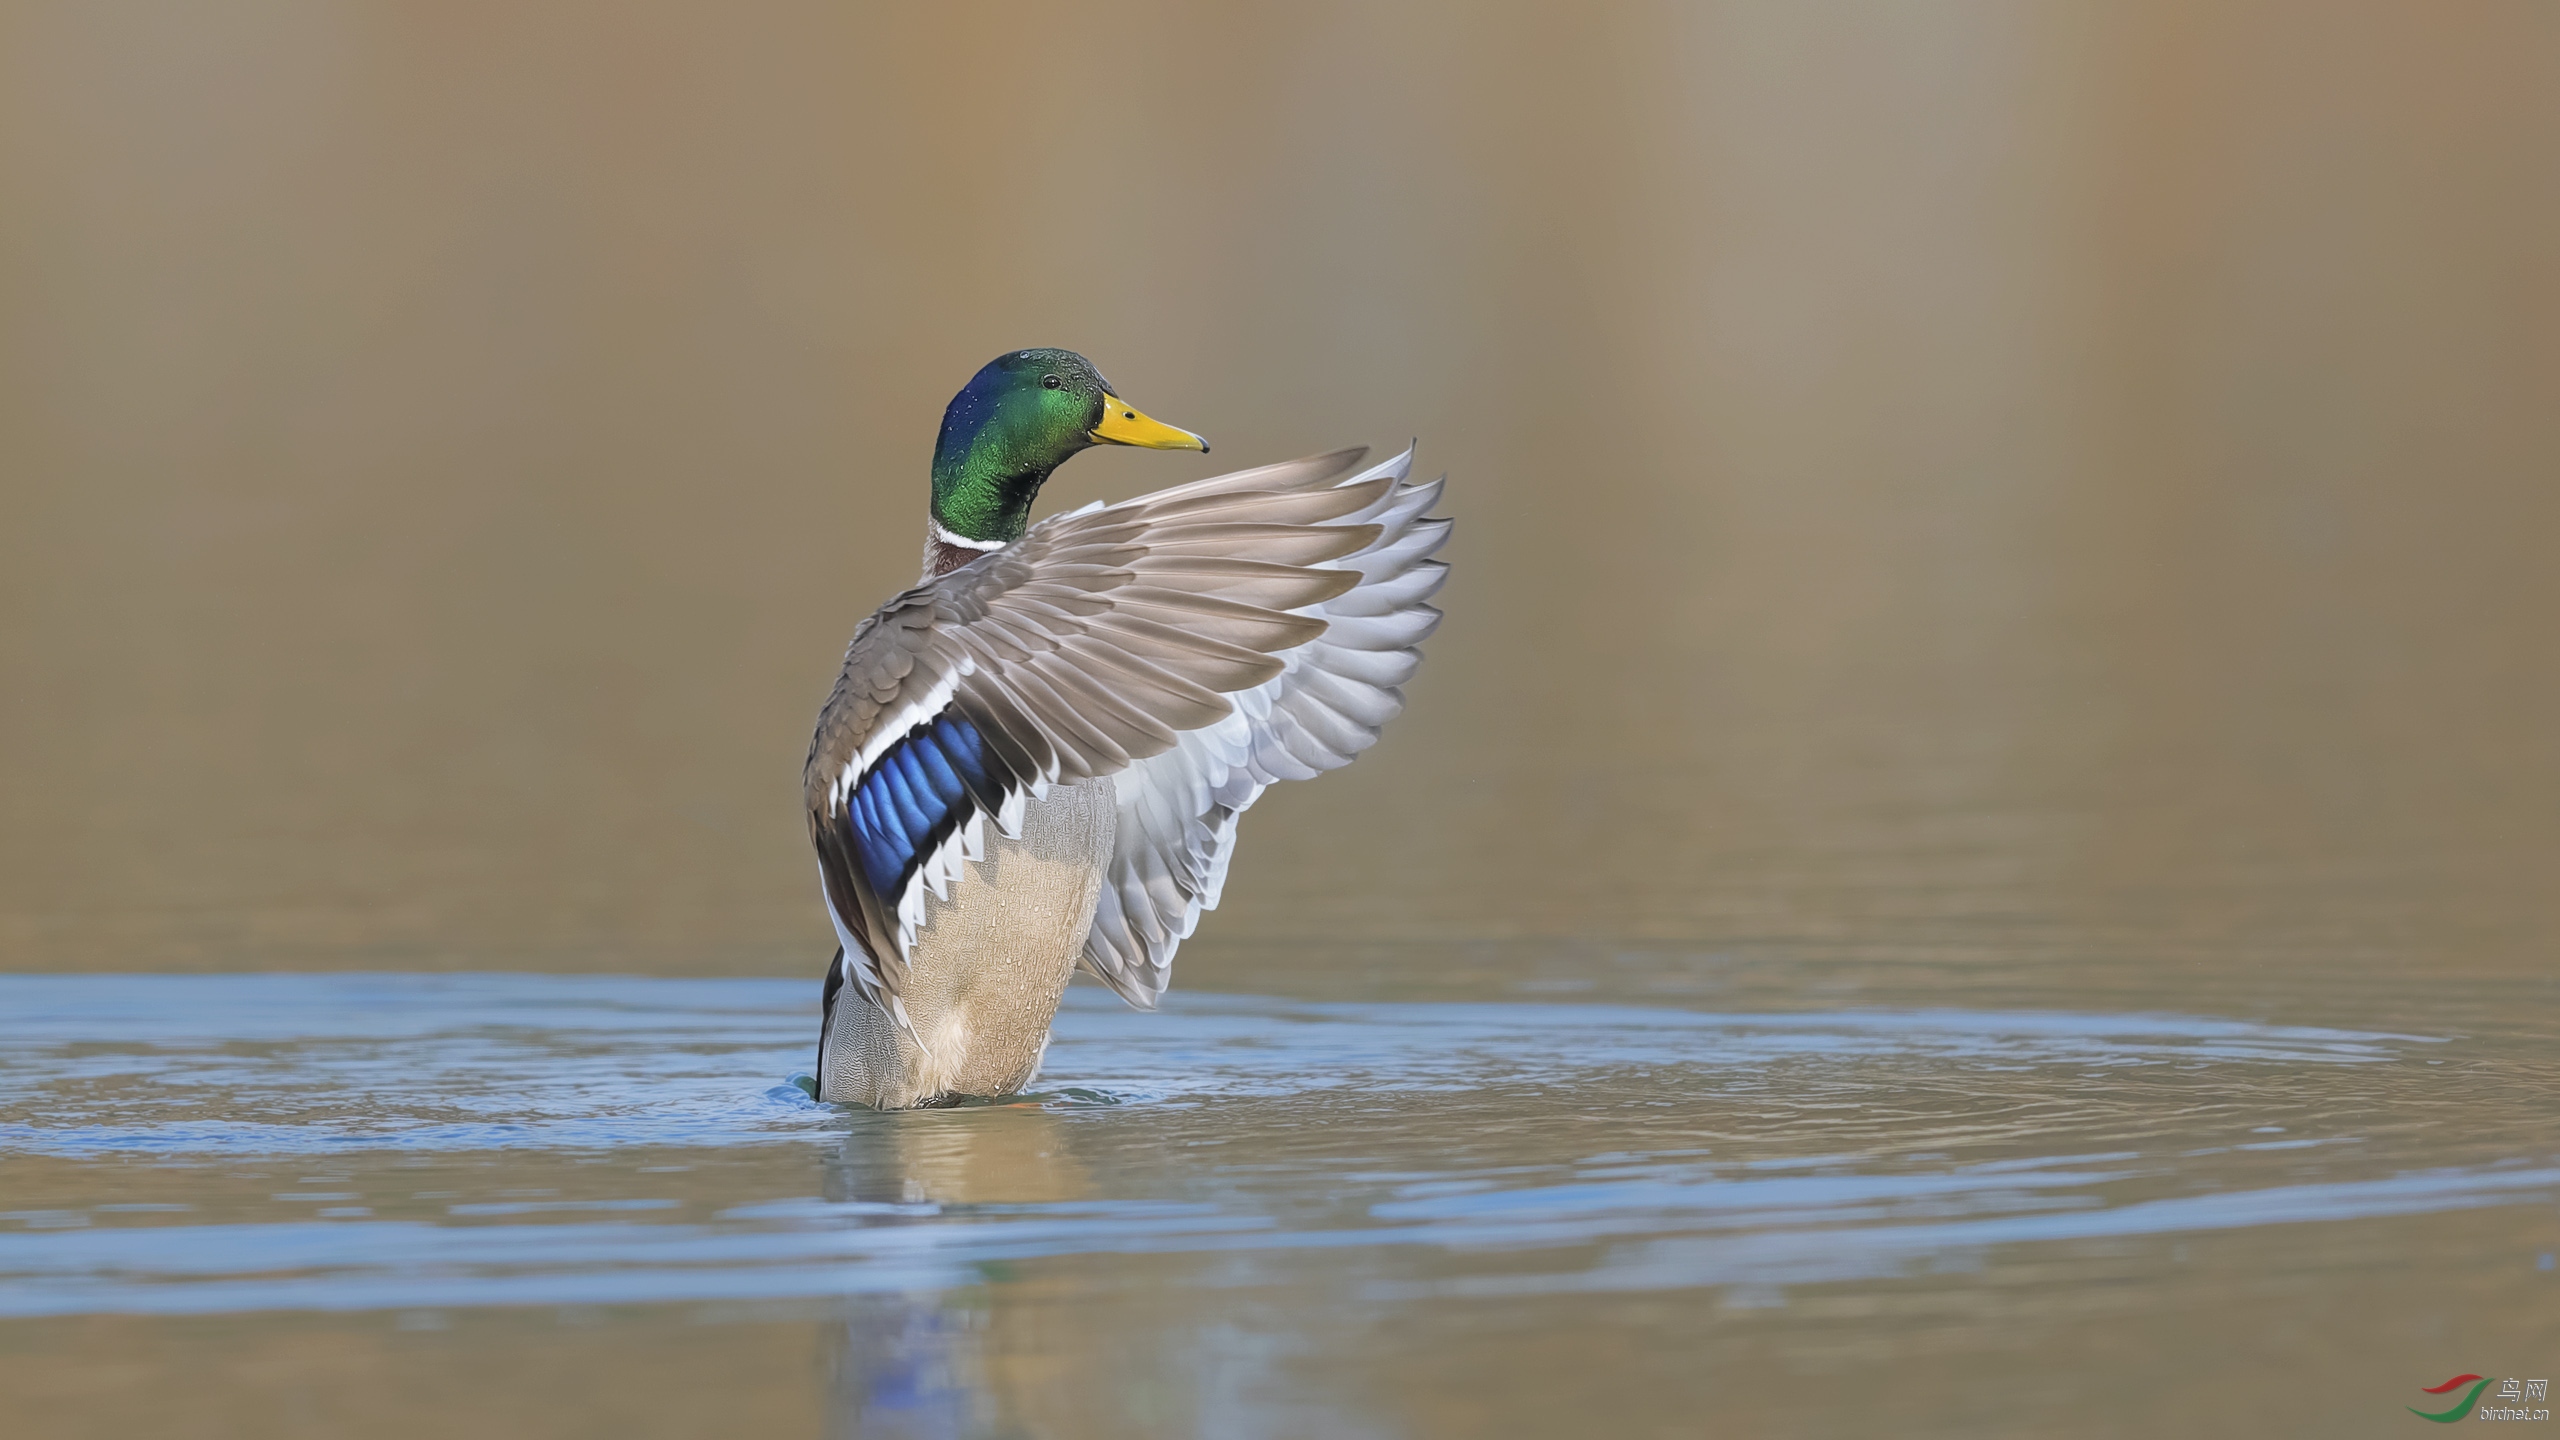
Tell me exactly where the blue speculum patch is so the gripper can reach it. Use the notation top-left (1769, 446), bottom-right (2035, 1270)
top-left (848, 712), bottom-right (993, 900)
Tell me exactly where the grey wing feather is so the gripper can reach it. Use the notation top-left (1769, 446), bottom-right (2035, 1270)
top-left (1080, 444), bottom-right (1451, 1007)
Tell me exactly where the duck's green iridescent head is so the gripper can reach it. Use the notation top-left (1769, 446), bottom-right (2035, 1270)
top-left (929, 348), bottom-right (1208, 544)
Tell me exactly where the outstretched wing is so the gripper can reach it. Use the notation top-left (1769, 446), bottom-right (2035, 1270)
top-left (803, 449), bottom-right (1398, 1029)
top-left (1077, 445), bottom-right (1450, 1007)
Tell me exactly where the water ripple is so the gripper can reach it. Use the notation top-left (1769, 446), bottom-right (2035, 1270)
top-left (0, 974), bottom-right (2538, 1321)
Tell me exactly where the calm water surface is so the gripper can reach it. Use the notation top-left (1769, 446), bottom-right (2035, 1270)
top-left (4, 968), bottom-right (2554, 1437)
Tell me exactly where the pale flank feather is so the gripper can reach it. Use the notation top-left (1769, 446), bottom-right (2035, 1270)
top-left (805, 447), bottom-right (1449, 1026)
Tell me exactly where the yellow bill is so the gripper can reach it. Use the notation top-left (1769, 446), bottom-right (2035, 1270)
top-left (1090, 394), bottom-right (1209, 452)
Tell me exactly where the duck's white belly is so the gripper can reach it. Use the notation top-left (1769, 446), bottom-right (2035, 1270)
top-left (818, 778), bottom-right (1116, 1108)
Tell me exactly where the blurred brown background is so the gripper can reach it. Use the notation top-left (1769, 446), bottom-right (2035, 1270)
top-left (3, 2), bottom-right (2554, 990)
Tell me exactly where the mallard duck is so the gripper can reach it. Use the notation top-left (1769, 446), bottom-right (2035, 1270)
top-left (804, 349), bottom-right (1449, 1108)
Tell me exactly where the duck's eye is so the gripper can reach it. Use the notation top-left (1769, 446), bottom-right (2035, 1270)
top-left (1041, 374), bottom-right (1063, 390)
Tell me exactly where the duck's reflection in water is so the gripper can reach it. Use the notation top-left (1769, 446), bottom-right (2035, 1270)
top-left (820, 1102), bottom-right (1089, 1440)
top-left (818, 1100), bottom-right (1382, 1438)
